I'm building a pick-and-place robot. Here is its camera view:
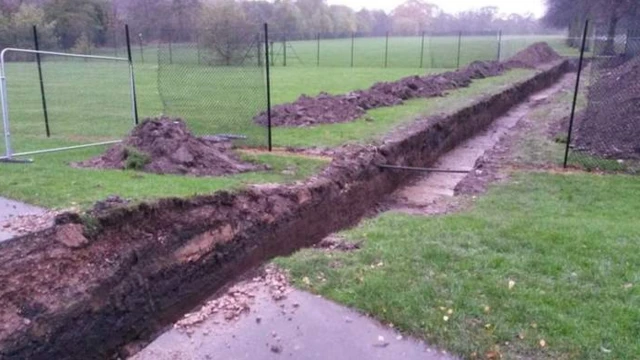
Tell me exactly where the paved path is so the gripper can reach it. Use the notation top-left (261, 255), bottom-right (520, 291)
top-left (133, 287), bottom-right (455, 360)
top-left (0, 197), bottom-right (45, 242)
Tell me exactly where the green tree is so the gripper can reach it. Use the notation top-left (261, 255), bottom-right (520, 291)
top-left (44, 0), bottom-right (109, 49)
top-left (391, 0), bottom-right (438, 35)
top-left (199, 0), bottom-right (254, 65)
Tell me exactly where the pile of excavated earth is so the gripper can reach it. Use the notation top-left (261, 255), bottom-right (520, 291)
top-left (575, 55), bottom-right (640, 159)
top-left (255, 42), bottom-right (562, 128)
top-left (74, 117), bottom-right (265, 176)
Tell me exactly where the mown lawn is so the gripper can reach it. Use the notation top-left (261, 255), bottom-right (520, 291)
top-left (277, 172), bottom-right (640, 359)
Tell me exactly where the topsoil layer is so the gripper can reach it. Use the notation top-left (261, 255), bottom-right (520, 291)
top-left (255, 60), bottom-right (506, 127)
top-left (75, 118), bottom-right (264, 176)
top-left (574, 55), bottom-right (640, 159)
top-left (255, 42), bottom-right (563, 128)
top-left (503, 42), bottom-right (563, 69)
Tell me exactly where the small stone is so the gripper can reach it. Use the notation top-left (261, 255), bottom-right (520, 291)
top-left (256, 317), bottom-right (262, 324)
top-left (270, 344), bottom-right (283, 353)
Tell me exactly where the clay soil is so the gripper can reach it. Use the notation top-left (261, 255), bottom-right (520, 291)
top-left (256, 42), bottom-right (563, 128)
top-left (255, 61), bottom-right (506, 127)
top-left (503, 42), bottom-right (562, 69)
top-left (75, 117), bottom-right (265, 176)
top-left (574, 56), bottom-right (640, 159)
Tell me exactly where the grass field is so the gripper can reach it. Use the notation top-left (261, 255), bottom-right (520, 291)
top-left (277, 172), bottom-right (640, 359)
top-left (0, 34), bottom-right (573, 208)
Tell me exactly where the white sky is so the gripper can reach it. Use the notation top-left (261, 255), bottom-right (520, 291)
top-left (326, 0), bottom-right (547, 18)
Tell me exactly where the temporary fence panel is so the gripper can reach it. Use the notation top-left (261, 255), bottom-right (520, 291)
top-left (0, 48), bottom-right (135, 161)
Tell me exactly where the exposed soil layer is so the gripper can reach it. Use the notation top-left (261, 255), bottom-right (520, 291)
top-left (574, 56), bottom-right (640, 159)
top-left (75, 117), bottom-right (264, 176)
top-left (255, 60), bottom-right (506, 127)
top-left (503, 42), bottom-right (562, 69)
top-left (0, 60), bottom-right (572, 360)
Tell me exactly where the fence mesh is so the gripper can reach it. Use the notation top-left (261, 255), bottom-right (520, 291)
top-left (567, 22), bottom-right (640, 173)
top-left (157, 26), bottom-right (267, 147)
top-left (0, 51), bottom-right (134, 158)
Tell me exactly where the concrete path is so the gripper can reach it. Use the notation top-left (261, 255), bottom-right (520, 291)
top-left (0, 197), bottom-right (45, 242)
top-left (133, 285), bottom-right (455, 360)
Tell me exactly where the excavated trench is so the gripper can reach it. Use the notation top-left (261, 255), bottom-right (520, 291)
top-left (0, 60), bottom-right (573, 360)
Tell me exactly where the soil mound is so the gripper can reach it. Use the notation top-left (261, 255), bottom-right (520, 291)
top-left (575, 56), bottom-right (640, 159)
top-left (504, 42), bottom-right (562, 68)
top-left (256, 60), bottom-right (505, 127)
top-left (75, 117), bottom-right (265, 176)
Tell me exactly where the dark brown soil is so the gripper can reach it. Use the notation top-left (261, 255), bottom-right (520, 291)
top-left (503, 42), bottom-right (562, 69)
top-left (255, 60), bottom-right (506, 127)
top-left (574, 56), bottom-right (640, 159)
top-left (74, 117), bottom-right (265, 176)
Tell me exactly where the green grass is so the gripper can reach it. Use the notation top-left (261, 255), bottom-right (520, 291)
top-left (0, 148), bottom-right (328, 209)
top-left (277, 172), bottom-right (640, 359)
top-left (273, 69), bottom-right (534, 148)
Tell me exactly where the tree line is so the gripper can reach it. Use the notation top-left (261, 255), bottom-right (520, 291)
top-left (543, 0), bottom-right (639, 53)
top-left (0, 0), bottom-right (550, 51)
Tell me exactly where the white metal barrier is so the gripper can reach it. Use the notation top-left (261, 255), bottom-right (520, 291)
top-left (0, 48), bottom-right (136, 161)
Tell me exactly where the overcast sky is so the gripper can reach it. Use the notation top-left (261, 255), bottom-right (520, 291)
top-left (326, 0), bottom-right (547, 18)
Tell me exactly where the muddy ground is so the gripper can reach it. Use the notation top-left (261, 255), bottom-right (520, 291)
top-left (0, 59), bottom-right (573, 359)
top-left (256, 43), bottom-right (562, 128)
top-left (574, 55), bottom-right (640, 159)
top-left (75, 117), bottom-right (265, 176)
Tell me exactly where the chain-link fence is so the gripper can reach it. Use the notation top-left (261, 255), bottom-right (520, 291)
top-left (565, 20), bottom-right (640, 173)
top-left (157, 26), bottom-right (268, 147)
top-left (261, 31), bottom-right (567, 69)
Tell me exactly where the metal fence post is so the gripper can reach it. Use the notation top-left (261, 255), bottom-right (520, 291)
top-left (125, 24), bottom-right (139, 125)
top-left (456, 31), bottom-right (462, 69)
top-left (33, 25), bottom-right (50, 138)
top-left (496, 30), bottom-right (502, 61)
top-left (420, 31), bottom-right (425, 68)
top-left (351, 32), bottom-right (355, 67)
top-left (384, 31), bottom-right (389, 68)
top-left (138, 33), bottom-right (145, 64)
top-left (264, 23), bottom-right (272, 152)
top-left (270, 41), bottom-right (274, 66)
top-left (282, 34), bottom-right (287, 67)
top-left (563, 19), bottom-right (589, 168)
top-left (168, 30), bottom-right (173, 65)
top-left (256, 32), bottom-right (262, 67)
top-left (316, 33), bottom-right (320, 67)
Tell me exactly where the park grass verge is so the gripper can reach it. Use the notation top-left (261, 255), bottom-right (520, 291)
top-left (0, 148), bottom-right (328, 209)
top-left (276, 171), bottom-right (640, 359)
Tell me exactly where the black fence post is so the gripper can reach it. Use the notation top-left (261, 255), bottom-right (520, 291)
top-left (420, 31), bottom-right (425, 68)
top-left (456, 31), bottom-right (462, 69)
top-left (256, 32), bottom-right (262, 67)
top-left (270, 41), bottom-right (275, 66)
top-left (125, 24), bottom-right (140, 125)
top-left (496, 30), bottom-right (502, 61)
top-left (384, 31), bottom-right (389, 68)
top-left (282, 34), bottom-right (287, 67)
top-left (168, 30), bottom-right (173, 65)
top-left (316, 33), bottom-right (320, 67)
top-left (350, 32), bottom-right (355, 67)
top-left (430, 34), bottom-right (435, 68)
top-left (138, 33), bottom-right (145, 64)
top-left (563, 19), bottom-right (589, 168)
top-left (263, 23), bottom-right (272, 152)
top-left (196, 31), bottom-right (201, 65)
top-left (33, 25), bottom-right (50, 138)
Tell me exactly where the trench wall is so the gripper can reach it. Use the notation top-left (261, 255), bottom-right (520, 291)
top-left (0, 60), bottom-right (572, 359)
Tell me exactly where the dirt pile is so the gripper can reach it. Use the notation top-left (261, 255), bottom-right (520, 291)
top-left (75, 117), bottom-right (264, 176)
top-left (255, 60), bottom-right (505, 127)
top-left (575, 56), bottom-right (640, 159)
top-left (504, 42), bottom-right (562, 68)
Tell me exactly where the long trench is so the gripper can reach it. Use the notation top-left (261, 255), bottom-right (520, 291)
top-left (0, 60), bottom-right (574, 359)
